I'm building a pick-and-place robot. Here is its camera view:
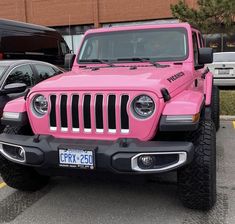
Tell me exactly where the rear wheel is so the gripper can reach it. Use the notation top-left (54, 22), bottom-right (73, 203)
top-left (178, 120), bottom-right (216, 210)
top-left (0, 126), bottom-right (49, 191)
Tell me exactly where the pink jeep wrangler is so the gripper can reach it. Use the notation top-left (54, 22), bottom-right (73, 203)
top-left (0, 23), bottom-right (219, 210)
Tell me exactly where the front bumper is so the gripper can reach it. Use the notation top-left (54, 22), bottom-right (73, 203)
top-left (0, 134), bottom-right (194, 174)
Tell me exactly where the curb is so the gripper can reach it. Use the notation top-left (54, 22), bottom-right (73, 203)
top-left (220, 115), bottom-right (235, 121)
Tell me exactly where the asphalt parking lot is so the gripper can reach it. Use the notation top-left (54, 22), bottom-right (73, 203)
top-left (0, 120), bottom-right (234, 224)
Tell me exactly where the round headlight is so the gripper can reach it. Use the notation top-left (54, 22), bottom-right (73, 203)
top-left (32, 95), bottom-right (48, 116)
top-left (132, 95), bottom-right (155, 119)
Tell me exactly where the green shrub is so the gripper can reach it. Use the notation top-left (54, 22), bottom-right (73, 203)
top-left (220, 90), bottom-right (235, 115)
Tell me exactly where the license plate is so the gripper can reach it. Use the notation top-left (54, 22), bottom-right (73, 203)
top-left (59, 148), bottom-right (94, 169)
top-left (218, 69), bottom-right (230, 75)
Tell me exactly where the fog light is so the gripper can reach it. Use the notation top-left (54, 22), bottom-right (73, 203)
top-left (138, 155), bottom-right (155, 169)
top-left (18, 148), bottom-right (25, 159)
top-left (0, 143), bottom-right (26, 163)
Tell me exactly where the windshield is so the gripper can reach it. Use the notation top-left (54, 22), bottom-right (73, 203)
top-left (214, 53), bottom-right (235, 62)
top-left (0, 66), bottom-right (7, 78)
top-left (78, 28), bottom-right (188, 63)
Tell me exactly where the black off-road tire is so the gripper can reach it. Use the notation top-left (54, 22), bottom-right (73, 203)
top-left (0, 126), bottom-right (49, 191)
top-left (178, 120), bottom-right (216, 210)
top-left (211, 85), bottom-right (220, 131)
top-left (3, 125), bottom-right (32, 135)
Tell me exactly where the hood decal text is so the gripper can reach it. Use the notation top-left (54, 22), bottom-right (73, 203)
top-left (167, 72), bottom-right (185, 83)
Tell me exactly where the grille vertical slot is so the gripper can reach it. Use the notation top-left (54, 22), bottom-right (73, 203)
top-left (121, 95), bottom-right (129, 133)
top-left (108, 95), bottom-right (116, 132)
top-left (95, 95), bottom-right (103, 132)
top-left (60, 95), bottom-right (68, 131)
top-left (50, 95), bottom-right (57, 130)
top-left (72, 95), bottom-right (79, 131)
top-left (83, 95), bottom-right (91, 132)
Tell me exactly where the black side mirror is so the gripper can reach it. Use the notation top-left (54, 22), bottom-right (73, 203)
top-left (198, 48), bottom-right (213, 65)
top-left (64, 53), bottom-right (76, 70)
top-left (0, 83), bottom-right (27, 95)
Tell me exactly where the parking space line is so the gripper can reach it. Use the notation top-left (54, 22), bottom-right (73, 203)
top-left (0, 182), bottom-right (6, 189)
top-left (233, 121), bottom-right (235, 129)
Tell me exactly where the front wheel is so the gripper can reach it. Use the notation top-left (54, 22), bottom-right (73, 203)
top-left (0, 126), bottom-right (49, 191)
top-left (178, 120), bottom-right (216, 210)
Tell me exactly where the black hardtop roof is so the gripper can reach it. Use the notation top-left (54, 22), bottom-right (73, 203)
top-left (0, 18), bottom-right (56, 32)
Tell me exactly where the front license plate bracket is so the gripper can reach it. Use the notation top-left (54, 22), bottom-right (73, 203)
top-left (58, 145), bottom-right (96, 169)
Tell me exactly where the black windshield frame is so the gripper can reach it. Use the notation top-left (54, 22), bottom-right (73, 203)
top-left (78, 27), bottom-right (189, 64)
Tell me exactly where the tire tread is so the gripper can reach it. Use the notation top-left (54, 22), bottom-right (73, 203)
top-left (178, 120), bottom-right (216, 210)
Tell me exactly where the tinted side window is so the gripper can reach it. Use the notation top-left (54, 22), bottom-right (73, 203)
top-left (60, 42), bottom-right (70, 55)
top-left (2, 32), bottom-right (59, 55)
top-left (39, 37), bottom-right (59, 55)
top-left (5, 65), bottom-right (34, 87)
top-left (35, 64), bottom-right (60, 82)
top-left (192, 32), bottom-right (199, 65)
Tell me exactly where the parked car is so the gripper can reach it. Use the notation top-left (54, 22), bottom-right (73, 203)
top-left (0, 19), bottom-right (71, 68)
top-left (0, 60), bottom-right (64, 131)
top-left (207, 52), bottom-right (235, 86)
top-left (0, 23), bottom-right (219, 211)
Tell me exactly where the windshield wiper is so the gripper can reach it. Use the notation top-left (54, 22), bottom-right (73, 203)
top-left (79, 59), bottom-right (115, 67)
top-left (117, 57), bottom-right (169, 68)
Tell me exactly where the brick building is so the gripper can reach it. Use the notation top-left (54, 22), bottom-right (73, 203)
top-left (0, 0), bottom-right (234, 53)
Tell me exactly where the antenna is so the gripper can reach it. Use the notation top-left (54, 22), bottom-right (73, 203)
top-left (69, 14), bottom-right (71, 36)
top-left (68, 14), bottom-right (74, 52)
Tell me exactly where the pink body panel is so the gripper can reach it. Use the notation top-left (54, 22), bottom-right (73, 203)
top-left (162, 90), bottom-right (204, 115)
top-left (2, 23), bottom-right (212, 142)
top-left (3, 97), bottom-right (26, 113)
top-left (30, 66), bottom-right (192, 97)
top-left (204, 72), bottom-right (213, 105)
top-left (27, 91), bottom-right (164, 141)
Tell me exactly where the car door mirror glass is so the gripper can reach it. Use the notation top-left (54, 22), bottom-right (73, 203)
top-left (198, 48), bottom-right (213, 65)
top-left (1, 83), bottom-right (27, 95)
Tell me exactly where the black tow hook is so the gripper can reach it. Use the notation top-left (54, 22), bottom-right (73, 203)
top-left (33, 134), bottom-right (40, 143)
top-left (119, 138), bottom-right (129, 148)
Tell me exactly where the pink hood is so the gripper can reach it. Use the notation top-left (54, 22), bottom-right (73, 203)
top-left (26, 64), bottom-right (196, 141)
top-left (30, 65), bottom-right (192, 98)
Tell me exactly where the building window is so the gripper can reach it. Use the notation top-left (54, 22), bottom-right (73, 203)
top-left (63, 35), bottom-right (73, 51)
top-left (72, 35), bottom-right (84, 54)
top-left (62, 34), bottom-right (84, 54)
top-left (53, 25), bottom-right (92, 54)
top-left (204, 33), bottom-right (235, 52)
top-left (223, 34), bottom-right (235, 52)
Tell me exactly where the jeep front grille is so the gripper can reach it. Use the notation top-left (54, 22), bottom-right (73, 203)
top-left (49, 93), bottom-right (130, 134)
